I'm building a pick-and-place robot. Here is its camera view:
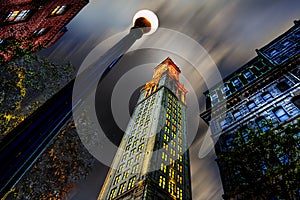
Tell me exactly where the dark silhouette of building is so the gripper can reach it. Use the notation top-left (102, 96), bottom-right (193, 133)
top-left (200, 20), bottom-right (300, 199)
top-left (0, 0), bottom-right (88, 60)
top-left (98, 58), bottom-right (192, 200)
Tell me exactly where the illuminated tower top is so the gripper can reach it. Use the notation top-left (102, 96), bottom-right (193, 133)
top-left (140, 57), bottom-right (187, 104)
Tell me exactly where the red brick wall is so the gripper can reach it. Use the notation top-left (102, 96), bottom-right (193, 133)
top-left (0, 0), bottom-right (89, 60)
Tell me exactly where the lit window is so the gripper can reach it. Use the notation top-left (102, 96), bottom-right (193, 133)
top-left (262, 92), bottom-right (272, 101)
top-left (178, 154), bottom-right (182, 162)
top-left (130, 148), bottom-right (136, 156)
top-left (273, 107), bottom-right (289, 122)
top-left (247, 101), bottom-right (256, 111)
top-left (164, 134), bottom-right (169, 142)
top-left (122, 169), bottom-right (130, 179)
top-left (177, 187), bottom-right (183, 200)
top-left (178, 164), bottom-right (183, 172)
top-left (178, 146), bottom-right (182, 153)
top-left (140, 136), bottom-right (145, 142)
top-left (162, 152), bottom-right (168, 161)
top-left (233, 111), bottom-right (241, 120)
top-left (170, 148), bottom-right (176, 157)
top-left (118, 164), bottom-right (124, 173)
top-left (122, 154), bottom-right (128, 161)
top-left (163, 142), bottom-right (168, 151)
top-left (109, 188), bottom-right (117, 199)
top-left (127, 176), bottom-right (136, 190)
top-left (113, 175), bottom-right (120, 185)
top-left (159, 176), bottom-right (166, 189)
top-left (50, 5), bottom-right (68, 16)
top-left (128, 136), bottom-right (134, 143)
top-left (125, 145), bottom-right (131, 151)
top-left (178, 131), bottom-right (182, 138)
top-left (135, 153), bottom-right (141, 162)
top-left (0, 39), bottom-right (3, 44)
top-left (243, 70), bottom-right (255, 81)
top-left (132, 164), bottom-right (139, 174)
top-left (127, 159), bottom-right (133, 167)
top-left (168, 182), bottom-right (176, 195)
top-left (5, 10), bottom-right (31, 22)
top-left (172, 125), bottom-right (177, 132)
top-left (133, 140), bottom-right (138, 147)
top-left (118, 182), bottom-right (126, 195)
top-left (138, 143), bottom-right (144, 151)
top-left (165, 126), bottom-right (170, 133)
top-left (160, 163), bottom-right (167, 173)
top-left (166, 120), bottom-right (171, 126)
top-left (178, 138), bottom-right (182, 144)
top-left (177, 175), bottom-right (183, 184)
top-left (169, 168), bottom-right (175, 178)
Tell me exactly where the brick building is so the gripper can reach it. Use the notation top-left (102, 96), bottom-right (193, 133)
top-left (0, 0), bottom-right (88, 60)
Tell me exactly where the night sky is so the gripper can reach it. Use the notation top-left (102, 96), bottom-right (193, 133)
top-left (39, 1), bottom-right (300, 199)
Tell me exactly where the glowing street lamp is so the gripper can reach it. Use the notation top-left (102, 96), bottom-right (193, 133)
top-left (73, 9), bottom-right (159, 103)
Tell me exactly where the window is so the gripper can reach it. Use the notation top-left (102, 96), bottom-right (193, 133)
top-left (122, 170), bottom-right (130, 179)
top-left (127, 176), bottom-right (136, 190)
top-left (269, 49), bottom-right (278, 57)
top-left (5, 10), bottom-right (31, 23)
top-left (135, 152), bottom-right (142, 162)
top-left (243, 70), bottom-right (255, 81)
top-left (232, 111), bottom-right (241, 120)
top-left (170, 148), bottom-right (176, 157)
top-left (50, 5), bottom-right (68, 16)
top-left (125, 145), bottom-right (131, 151)
top-left (276, 81), bottom-right (290, 92)
top-left (130, 148), bottom-right (136, 156)
top-left (122, 154), bottom-right (128, 161)
top-left (163, 142), bottom-right (169, 151)
top-left (113, 175), bottom-right (121, 185)
top-left (178, 146), bottom-right (182, 153)
top-left (169, 168), bottom-right (175, 178)
top-left (177, 187), bottom-right (183, 200)
top-left (118, 164), bottom-right (124, 173)
top-left (33, 27), bottom-right (50, 37)
top-left (291, 96), bottom-right (300, 109)
top-left (127, 159), bottom-right (133, 167)
top-left (273, 107), bottom-right (289, 122)
top-left (138, 143), bottom-right (144, 151)
top-left (232, 78), bottom-right (243, 89)
top-left (247, 101), bottom-right (256, 111)
top-left (168, 182), bottom-right (176, 195)
top-left (132, 164), bottom-right (139, 174)
top-left (178, 164), bottom-right (183, 172)
top-left (177, 175), bottom-right (183, 184)
top-left (162, 152), bottom-right (168, 161)
top-left (159, 176), bottom-right (166, 189)
top-left (128, 136), bottom-right (134, 143)
top-left (178, 138), bottom-right (182, 144)
top-left (178, 154), bottom-right (183, 162)
top-left (262, 92), bottom-right (272, 101)
top-left (109, 188), bottom-right (117, 199)
top-left (256, 117), bottom-right (270, 132)
top-left (163, 133), bottom-right (170, 141)
top-left (160, 163), bottom-right (167, 173)
top-left (166, 120), bottom-right (171, 126)
top-left (118, 182), bottom-right (126, 195)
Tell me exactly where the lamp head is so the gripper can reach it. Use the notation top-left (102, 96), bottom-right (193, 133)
top-left (132, 10), bottom-right (159, 35)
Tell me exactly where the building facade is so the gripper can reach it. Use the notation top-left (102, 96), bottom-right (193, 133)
top-left (0, 0), bottom-right (88, 60)
top-left (98, 58), bottom-right (192, 200)
top-left (200, 20), bottom-right (300, 199)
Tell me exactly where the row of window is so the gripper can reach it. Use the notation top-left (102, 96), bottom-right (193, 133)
top-left (158, 175), bottom-right (183, 199)
top-left (3, 6), bottom-right (68, 24)
top-left (109, 175), bottom-right (137, 199)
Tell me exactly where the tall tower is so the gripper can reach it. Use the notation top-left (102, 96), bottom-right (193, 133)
top-left (98, 57), bottom-right (192, 200)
